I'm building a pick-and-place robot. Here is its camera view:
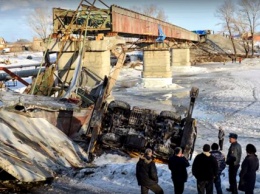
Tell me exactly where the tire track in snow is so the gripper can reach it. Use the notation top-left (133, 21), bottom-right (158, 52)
top-left (229, 87), bottom-right (257, 117)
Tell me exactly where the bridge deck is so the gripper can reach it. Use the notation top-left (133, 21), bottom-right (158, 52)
top-left (52, 3), bottom-right (199, 42)
top-left (111, 5), bottom-right (199, 42)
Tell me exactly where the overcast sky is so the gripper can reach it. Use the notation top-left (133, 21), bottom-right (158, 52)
top-left (0, 0), bottom-right (226, 42)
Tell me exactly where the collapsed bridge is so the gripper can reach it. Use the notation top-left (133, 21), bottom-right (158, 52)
top-left (52, 3), bottom-right (199, 43)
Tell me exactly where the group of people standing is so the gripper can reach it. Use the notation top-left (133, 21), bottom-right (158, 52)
top-left (231, 57), bottom-right (242, 64)
top-left (136, 127), bottom-right (259, 194)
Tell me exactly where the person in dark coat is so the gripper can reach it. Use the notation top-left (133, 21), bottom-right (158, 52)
top-left (210, 143), bottom-right (226, 194)
top-left (192, 144), bottom-right (219, 194)
top-left (218, 127), bottom-right (225, 151)
top-left (136, 148), bottom-right (164, 194)
top-left (168, 147), bottom-right (190, 194)
top-left (238, 144), bottom-right (259, 194)
top-left (226, 133), bottom-right (242, 194)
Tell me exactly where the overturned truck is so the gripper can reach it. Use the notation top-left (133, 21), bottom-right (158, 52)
top-left (0, 0), bottom-right (199, 191)
top-left (98, 87), bottom-right (199, 162)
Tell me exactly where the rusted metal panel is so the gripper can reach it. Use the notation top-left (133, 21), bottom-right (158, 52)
top-left (0, 91), bottom-right (93, 137)
top-left (29, 108), bottom-right (94, 137)
top-left (111, 5), bottom-right (199, 42)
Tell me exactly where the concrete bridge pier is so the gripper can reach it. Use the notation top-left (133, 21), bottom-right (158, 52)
top-left (171, 48), bottom-right (191, 66)
top-left (142, 48), bottom-right (191, 87)
top-left (142, 49), bottom-right (172, 88)
top-left (48, 38), bottom-right (125, 88)
top-left (83, 50), bottom-right (110, 87)
top-left (56, 44), bottom-right (111, 88)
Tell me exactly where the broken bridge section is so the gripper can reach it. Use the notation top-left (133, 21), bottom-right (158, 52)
top-left (52, 4), bottom-right (199, 42)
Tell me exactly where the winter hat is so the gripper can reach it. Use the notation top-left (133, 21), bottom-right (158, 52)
top-left (203, 144), bottom-right (210, 152)
top-left (145, 148), bottom-right (153, 155)
top-left (246, 144), bottom-right (257, 154)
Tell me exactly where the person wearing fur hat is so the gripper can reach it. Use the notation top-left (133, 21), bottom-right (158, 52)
top-left (210, 143), bottom-right (226, 194)
top-left (192, 144), bottom-right (219, 194)
top-left (238, 144), bottom-right (259, 194)
top-left (136, 148), bottom-right (164, 194)
top-left (226, 133), bottom-right (242, 194)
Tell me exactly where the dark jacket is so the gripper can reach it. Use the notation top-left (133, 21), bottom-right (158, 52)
top-left (136, 155), bottom-right (158, 187)
top-left (226, 141), bottom-right (242, 166)
top-left (210, 150), bottom-right (226, 175)
top-left (168, 155), bottom-right (190, 182)
top-left (239, 154), bottom-right (259, 192)
top-left (218, 129), bottom-right (225, 140)
top-left (192, 152), bottom-right (218, 181)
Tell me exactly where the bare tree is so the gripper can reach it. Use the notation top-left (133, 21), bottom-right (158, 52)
top-left (233, 13), bottom-right (250, 57)
top-left (215, 0), bottom-right (237, 57)
top-left (131, 4), bottom-right (168, 21)
top-left (27, 7), bottom-right (52, 40)
top-left (238, 0), bottom-right (260, 56)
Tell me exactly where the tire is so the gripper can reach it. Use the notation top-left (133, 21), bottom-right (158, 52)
top-left (108, 100), bottom-right (131, 112)
top-left (153, 144), bottom-right (174, 160)
top-left (159, 111), bottom-right (181, 122)
top-left (101, 133), bottom-right (122, 147)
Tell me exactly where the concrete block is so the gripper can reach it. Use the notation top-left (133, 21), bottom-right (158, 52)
top-left (143, 50), bottom-right (171, 78)
top-left (48, 40), bottom-right (80, 52)
top-left (57, 50), bottom-right (111, 88)
top-left (171, 48), bottom-right (191, 66)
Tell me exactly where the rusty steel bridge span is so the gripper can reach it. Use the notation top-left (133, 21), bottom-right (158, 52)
top-left (52, 0), bottom-right (199, 44)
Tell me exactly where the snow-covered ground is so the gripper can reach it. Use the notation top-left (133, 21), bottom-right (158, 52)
top-left (1, 52), bottom-right (260, 194)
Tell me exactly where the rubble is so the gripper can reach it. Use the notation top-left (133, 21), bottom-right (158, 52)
top-left (190, 34), bottom-right (247, 64)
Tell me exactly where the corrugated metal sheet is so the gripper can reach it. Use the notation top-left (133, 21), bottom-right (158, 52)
top-left (0, 109), bottom-right (91, 182)
top-left (111, 5), bottom-right (199, 42)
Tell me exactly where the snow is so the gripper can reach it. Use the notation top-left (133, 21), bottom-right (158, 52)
top-left (1, 53), bottom-right (260, 193)
top-left (0, 51), bottom-right (43, 92)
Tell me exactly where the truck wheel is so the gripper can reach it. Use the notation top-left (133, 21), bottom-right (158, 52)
top-left (108, 100), bottom-right (131, 112)
top-left (159, 111), bottom-right (181, 122)
top-left (101, 133), bottom-right (122, 147)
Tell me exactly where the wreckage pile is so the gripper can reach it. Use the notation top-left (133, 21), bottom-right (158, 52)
top-left (190, 34), bottom-right (247, 64)
top-left (0, 1), bottom-right (200, 192)
top-left (0, 92), bottom-right (96, 191)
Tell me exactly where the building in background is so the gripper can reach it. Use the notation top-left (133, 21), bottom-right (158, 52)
top-left (0, 37), bottom-right (6, 51)
top-left (32, 37), bottom-right (45, 51)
